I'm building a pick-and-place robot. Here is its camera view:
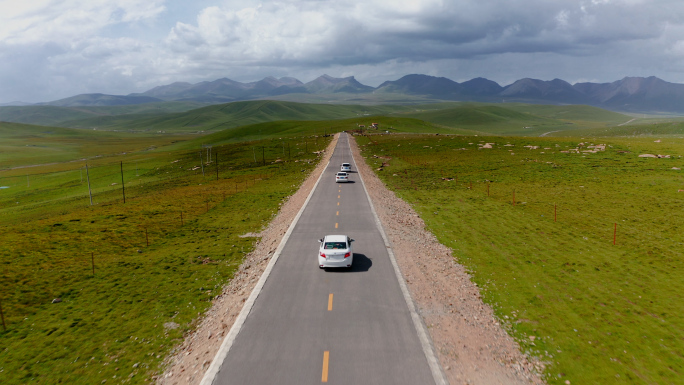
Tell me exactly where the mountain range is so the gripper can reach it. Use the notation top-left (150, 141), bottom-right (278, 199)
top-left (23, 74), bottom-right (684, 114)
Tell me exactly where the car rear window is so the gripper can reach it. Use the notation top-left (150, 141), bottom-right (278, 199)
top-left (324, 242), bottom-right (347, 249)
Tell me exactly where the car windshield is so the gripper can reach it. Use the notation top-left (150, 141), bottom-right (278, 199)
top-left (337, 173), bottom-right (346, 176)
top-left (324, 242), bottom-right (347, 249)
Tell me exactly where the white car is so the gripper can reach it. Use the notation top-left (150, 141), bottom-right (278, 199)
top-left (318, 235), bottom-right (354, 268)
top-left (335, 172), bottom-right (349, 183)
top-left (341, 162), bottom-right (351, 172)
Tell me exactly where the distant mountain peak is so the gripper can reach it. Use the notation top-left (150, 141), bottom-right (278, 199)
top-left (18, 74), bottom-right (684, 114)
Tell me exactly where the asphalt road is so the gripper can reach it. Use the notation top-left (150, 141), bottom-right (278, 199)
top-left (208, 133), bottom-right (440, 384)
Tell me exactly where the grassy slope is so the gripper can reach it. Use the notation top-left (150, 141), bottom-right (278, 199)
top-left (549, 121), bottom-right (684, 138)
top-left (357, 132), bottom-right (684, 384)
top-left (398, 103), bottom-right (632, 136)
top-left (168, 115), bottom-right (472, 151)
top-left (1, 100), bottom-right (642, 138)
top-left (0, 127), bottom-right (333, 384)
top-left (0, 102), bottom-right (205, 128)
top-left (0, 121), bottom-right (195, 169)
top-left (95, 100), bottom-right (418, 133)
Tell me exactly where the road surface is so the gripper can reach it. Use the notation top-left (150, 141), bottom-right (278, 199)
top-left (206, 133), bottom-right (443, 384)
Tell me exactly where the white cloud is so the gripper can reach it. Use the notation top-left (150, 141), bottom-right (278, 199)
top-left (0, 0), bottom-right (166, 43)
top-left (4, 0), bottom-right (684, 103)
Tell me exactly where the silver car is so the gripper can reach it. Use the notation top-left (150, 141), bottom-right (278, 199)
top-left (335, 172), bottom-right (349, 182)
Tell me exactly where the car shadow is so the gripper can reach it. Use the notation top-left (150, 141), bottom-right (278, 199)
top-left (325, 253), bottom-right (372, 273)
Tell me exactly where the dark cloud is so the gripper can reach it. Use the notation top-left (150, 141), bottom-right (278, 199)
top-left (2, 0), bottom-right (684, 103)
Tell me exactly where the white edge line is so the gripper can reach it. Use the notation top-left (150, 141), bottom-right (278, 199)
top-left (348, 133), bottom-right (449, 385)
top-left (200, 140), bottom-right (335, 385)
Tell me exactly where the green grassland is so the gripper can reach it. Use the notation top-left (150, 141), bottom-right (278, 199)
top-left (397, 103), bottom-right (633, 136)
top-left (357, 132), bottom-right (684, 384)
top-left (548, 120), bottom-right (684, 138)
top-left (2, 99), bottom-right (684, 384)
top-left (92, 100), bottom-right (419, 133)
top-left (2, 99), bottom-right (642, 137)
top-left (0, 124), bottom-right (333, 383)
top-left (0, 102), bottom-right (206, 128)
top-left (0, 121), bottom-right (196, 169)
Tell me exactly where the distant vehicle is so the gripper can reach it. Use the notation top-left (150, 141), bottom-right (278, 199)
top-left (341, 163), bottom-right (351, 172)
top-left (335, 172), bottom-right (349, 183)
top-left (318, 235), bottom-right (354, 268)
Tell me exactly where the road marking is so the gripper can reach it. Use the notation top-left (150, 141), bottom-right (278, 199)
top-left (335, 222), bottom-right (338, 229)
top-left (339, 189), bottom-right (341, 192)
top-left (328, 293), bottom-right (333, 311)
top-left (336, 211), bottom-right (339, 216)
top-left (337, 202), bottom-right (339, 206)
top-left (322, 351), bottom-right (330, 382)
top-left (198, 138), bottom-right (337, 385)
top-left (338, 195), bottom-right (340, 199)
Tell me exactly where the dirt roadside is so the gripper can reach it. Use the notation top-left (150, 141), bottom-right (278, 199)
top-left (349, 136), bottom-right (543, 385)
top-left (157, 133), bottom-right (544, 385)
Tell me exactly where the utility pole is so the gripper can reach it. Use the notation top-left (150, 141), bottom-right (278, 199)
top-left (252, 147), bottom-right (256, 163)
top-left (199, 152), bottom-right (205, 176)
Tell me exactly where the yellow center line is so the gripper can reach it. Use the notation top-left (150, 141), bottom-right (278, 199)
top-left (336, 211), bottom-right (339, 216)
top-left (322, 351), bottom-right (330, 382)
top-left (328, 293), bottom-right (333, 311)
top-left (337, 202), bottom-right (340, 206)
top-left (335, 223), bottom-right (338, 229)
top-left (338, 195), bottom-right (340, 199)
top-left (338, 189), bottom-right (341, 193)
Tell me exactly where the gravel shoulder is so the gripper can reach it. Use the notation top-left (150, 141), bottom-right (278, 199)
top-left (350, 135), bottom-right (544, 385)
top-left (157, 133), bottom-right (544, 385)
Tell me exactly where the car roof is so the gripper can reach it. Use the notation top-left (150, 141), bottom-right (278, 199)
top-left (323, 235), bottom-right (348, 242)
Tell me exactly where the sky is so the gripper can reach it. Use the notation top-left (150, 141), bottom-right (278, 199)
top-left (2, 0), bottom-right (684, 103)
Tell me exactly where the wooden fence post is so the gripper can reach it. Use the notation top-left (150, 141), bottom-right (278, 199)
top-left (512, 189), bottom-right (516, 206)
top-left (91, 252), bottom-right (95, 276)
top-left (554, 203), bottom-right (557, 222)
top-left (613, 223), bottom-right (617, 245)
top-left (120, 161), bottom-right (126, 204)
top-left (0, 296), bottom-right (6, 332)
top-left (86, 163), bottom-right (93, 206)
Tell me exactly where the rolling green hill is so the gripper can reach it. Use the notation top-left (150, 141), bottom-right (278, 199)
top-left (168, 115), bottom-right (471, 151)
top-left (93, 100), bottom-right (414, 133)
top-left (0, 121), bottom-right (194, 168)
top-left (397, 103), bottom-right (632, 136)
top-left (0, 101), bottom-right (206, 128)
